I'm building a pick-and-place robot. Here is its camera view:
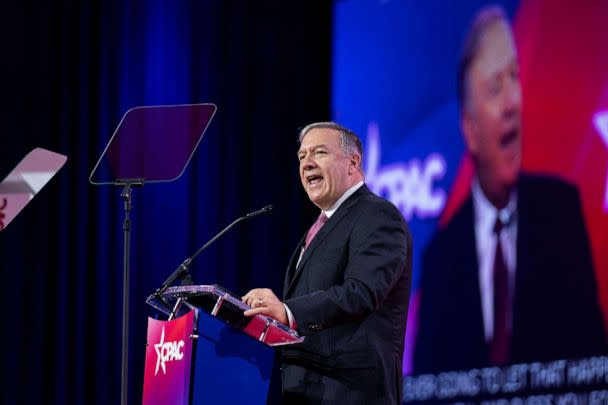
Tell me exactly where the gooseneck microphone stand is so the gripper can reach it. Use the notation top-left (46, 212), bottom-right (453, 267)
top-left (154, 205), bottom-right (274, 309)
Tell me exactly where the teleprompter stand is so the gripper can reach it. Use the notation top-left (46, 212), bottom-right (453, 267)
top-left (89, 103), bottom-right (217, 405)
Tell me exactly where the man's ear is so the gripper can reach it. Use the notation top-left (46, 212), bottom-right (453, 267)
top-left (349, 153), bottom-right (362, 175)
top-left (461, 110), bottom-right (479, 156)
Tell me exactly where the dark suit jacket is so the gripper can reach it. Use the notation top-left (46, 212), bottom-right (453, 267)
top-left (413, 174), bottom-right (607, 374)
top-left (281, 185), bottom-right (412, 404)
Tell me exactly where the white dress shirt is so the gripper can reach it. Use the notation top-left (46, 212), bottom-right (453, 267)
top-left (471, 178), bottom-right (518, 342)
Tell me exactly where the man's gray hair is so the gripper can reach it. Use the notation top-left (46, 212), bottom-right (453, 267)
top-left (457, 5), bottom-right (511, 113)
top-left (298, 122), bottom-right (363, 170)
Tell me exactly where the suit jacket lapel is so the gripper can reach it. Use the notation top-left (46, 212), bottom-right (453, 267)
top-left (450, 195), bottom-right (489, 364)
top-left (284, 185), bottom-right (369, 297)
top-left (512, 176), bottom-right (531, 345)
top-left (283, 233), bottom-right (307, 298)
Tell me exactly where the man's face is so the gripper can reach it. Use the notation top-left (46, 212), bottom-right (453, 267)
top-left (462, 20), bottom-right (522, 196)
top-left (297, 128), bottom-right (360, 210)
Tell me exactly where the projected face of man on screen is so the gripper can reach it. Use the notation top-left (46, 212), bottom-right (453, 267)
top-left (461, 18), bottom-right (522, 209)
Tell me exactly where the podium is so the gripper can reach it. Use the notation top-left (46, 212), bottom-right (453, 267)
top-left (143, 285), bottom-right (303, 405)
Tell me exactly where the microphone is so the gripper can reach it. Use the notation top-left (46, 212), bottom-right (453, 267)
top-left (246, 204), bottom-right (273, 218)
top-left (154, 204), bottom-right (274, 299)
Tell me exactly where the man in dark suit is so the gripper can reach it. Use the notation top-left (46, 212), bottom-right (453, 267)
top-left (413, 5), bottom-right (606, 374)
top-left (243, 122), bottom-right (412, 403)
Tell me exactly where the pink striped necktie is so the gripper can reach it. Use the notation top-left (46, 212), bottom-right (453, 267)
top-left (303, 212), bottom-right (328, 250)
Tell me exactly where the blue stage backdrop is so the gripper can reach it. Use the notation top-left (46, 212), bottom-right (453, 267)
top-left (0, 2), bottom-right (331, 404)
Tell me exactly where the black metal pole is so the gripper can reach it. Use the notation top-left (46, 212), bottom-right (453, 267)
top-left (120, 184), bottom-right (133, 405)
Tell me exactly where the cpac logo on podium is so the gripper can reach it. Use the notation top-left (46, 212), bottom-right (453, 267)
top-left (154, 326), bottom-right (185, 375)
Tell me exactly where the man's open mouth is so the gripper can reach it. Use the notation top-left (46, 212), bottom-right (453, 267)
top-left (307, 175), bottom-right (323, 185)
top-left (499, 128), bottom-right (519, 148)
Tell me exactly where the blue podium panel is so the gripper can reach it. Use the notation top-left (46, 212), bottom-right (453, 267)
top-left (191, 310), bottom-right (276, 404)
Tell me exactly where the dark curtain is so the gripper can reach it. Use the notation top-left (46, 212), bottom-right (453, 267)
top-left (0, 1), bottom-right (331, 404)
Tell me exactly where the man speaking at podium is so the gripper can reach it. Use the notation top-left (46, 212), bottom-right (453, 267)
top-left (243, 122), bottom-right (412, 404)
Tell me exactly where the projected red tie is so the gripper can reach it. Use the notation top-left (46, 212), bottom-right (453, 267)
top-left (304, 212), bottom-right (328, 251)
top-left (490, 217), bottom-right (510, 365)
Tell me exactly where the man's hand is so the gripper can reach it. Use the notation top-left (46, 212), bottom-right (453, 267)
top-left (242, 288), bottom-right (288, 325)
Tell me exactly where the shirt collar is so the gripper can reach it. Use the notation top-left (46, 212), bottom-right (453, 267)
top-left (471, 177), bottom-right (517, 227)
top-left (324, 181), bottom-right (364, 219)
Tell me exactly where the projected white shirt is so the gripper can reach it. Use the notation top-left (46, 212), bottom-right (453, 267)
top-left (471, 178), bottom-right (518, 342)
